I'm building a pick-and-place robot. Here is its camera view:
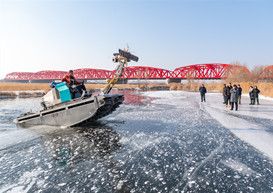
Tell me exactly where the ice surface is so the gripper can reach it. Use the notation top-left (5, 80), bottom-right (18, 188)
top-left (221, 158), bottom-right (257, 176)
top-left (0, 167), bottom-right (43, 193)
top-left (144, 91), bottom-right (273, 189)
top-left (0, 129), bottom-right (38, 150)
top-left (201, 92), bottom-right (273, 160)
top-left (1, 91), bottom-right (273, 192)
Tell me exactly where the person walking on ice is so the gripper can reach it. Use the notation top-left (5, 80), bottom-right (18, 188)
top-left (199, 84), bottom-right (207, 102)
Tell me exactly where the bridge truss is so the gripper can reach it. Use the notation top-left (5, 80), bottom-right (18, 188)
top-left (4, 63), bottom-right (255, 81)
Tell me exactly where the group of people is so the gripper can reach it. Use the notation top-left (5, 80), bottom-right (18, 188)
top-left (249, 86), bottom-right (260, 105)
top-left (199, 83), bottom-right (261, 111)
top-left (223, 83), bottom-right (242, 111)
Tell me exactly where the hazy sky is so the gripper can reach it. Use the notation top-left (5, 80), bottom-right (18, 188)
top-left (0, 0), bottom-right (273, 78)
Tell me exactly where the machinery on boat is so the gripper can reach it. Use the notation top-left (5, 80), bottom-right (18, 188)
top-left (16, 49), bottom-right (138, 127)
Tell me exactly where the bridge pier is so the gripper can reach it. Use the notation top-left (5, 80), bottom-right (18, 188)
top-left (117, 79), bottom-right (128, 84)
top-left (106, 79), bottom-right (128, 84)
top-left (167, 78), bottom-right (181, 84)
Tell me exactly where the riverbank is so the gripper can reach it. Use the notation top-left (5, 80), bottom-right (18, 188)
top-left (0, 90), bottom-right (45, 99)
top-left (169, 82), bottom-right (273, 98)
top-left (0, 82), bottom-right (169, 98)
top-left (1, 82), bottom-right (273, 98)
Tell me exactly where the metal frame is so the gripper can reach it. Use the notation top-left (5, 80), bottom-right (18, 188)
top-left (4, 64), bottom-right (253, 80)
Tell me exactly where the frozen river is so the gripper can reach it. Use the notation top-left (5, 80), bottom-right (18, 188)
top-left (1, 90), bottom-right (273, 193)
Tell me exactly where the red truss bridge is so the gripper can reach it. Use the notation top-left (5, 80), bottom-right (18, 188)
top-left (120, 66), bottom-right (171, 79)
top-left (171, 63), bottom-right (237, 79)
top-left (73, 68), bottom-right (112, 79)
top-left (4, 63), bottom-right (253, 82)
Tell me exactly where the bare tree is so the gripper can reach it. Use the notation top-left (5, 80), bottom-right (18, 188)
top-left (225, 61), bottom-right (251, 82)
top-left (251, 65), bottom-right (265, 82)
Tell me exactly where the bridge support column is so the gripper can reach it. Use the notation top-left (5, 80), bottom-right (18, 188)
top-left (167, 78), bottom-right (181, 84)
top-left (106, 79), bottom-right (128, 84)
top-left (117, 79), bottom-right (128, 84)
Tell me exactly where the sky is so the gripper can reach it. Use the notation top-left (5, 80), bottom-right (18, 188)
top-left (0, 0), bottom-right (273, 78)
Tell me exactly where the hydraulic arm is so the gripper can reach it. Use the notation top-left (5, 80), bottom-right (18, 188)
top-left (102, 49), bottom-right (138, 94)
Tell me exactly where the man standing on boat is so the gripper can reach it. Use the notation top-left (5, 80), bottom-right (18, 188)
top-left (62, 70), bottom-right (87, 98)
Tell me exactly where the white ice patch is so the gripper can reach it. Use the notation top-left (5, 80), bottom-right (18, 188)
top-left (202, 93), bottom-right (273, 160)
top-left (0, 130), bottom-right (38, 150)
top-left (0, 125), bottom-right (60, 150)
top-left (143, 91), bottom-right (273, 161)
top-left (221, 159), bottom-right (257, 176)
top-left (204, 105), bottom-right (264, 130)
top-left (142, 91), bottom-right (188, 108)
top-left (0, 97), bottom-right (41, 112)
top-left (116, 180), bottom-right (124, 190)
top-left (143, 91), bottom-right (186, 99)
top-left (0, 167), bottom-right (44, 193)
top-left (208, 93), bottom-right (273, 121)
top-left (242, 93), bottom-right (273, 102)
top-left (120, 132), bottom-right (169, 152)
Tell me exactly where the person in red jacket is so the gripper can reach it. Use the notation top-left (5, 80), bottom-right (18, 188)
top-left (62, 70), bottom-right (86, 98)
top-left (62, 70), bottom-right (80, 85)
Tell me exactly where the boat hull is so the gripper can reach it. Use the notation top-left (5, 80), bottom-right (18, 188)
top-left (16, 94), bottom-right (124, 127)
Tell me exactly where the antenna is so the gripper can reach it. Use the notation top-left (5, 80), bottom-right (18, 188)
top-left (125, 44), bottom-right (129, 52)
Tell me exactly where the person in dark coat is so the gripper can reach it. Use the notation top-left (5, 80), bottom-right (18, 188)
top-left (249, 86), bottom-right (255, 105)
top-left (237, 84), bottom-right (242, 104)
top-left (199, 84), bottom-right (207, 102)
top-left (230, 84), bottom-right (239, 111)
top-left (253, 86), bottom-right (260, 105)
top-left (226, 83), bottom-right (232, 106)
top-left (223, 84), bottom-right (228, 105)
